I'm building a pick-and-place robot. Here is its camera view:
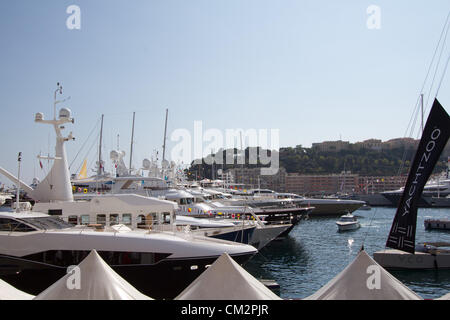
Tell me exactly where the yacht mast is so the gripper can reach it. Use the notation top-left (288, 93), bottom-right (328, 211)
top-left (15, 152), bottom-right (21, 213)
top-left (98, 114), bottom-right (104, 176)
top-left (162, 109), bottom-right (168, 163)
top-left (129, 112), bottom-right (135, 175)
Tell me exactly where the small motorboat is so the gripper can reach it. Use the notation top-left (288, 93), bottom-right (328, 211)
top-left (336, 213), bottom-right (360, 232)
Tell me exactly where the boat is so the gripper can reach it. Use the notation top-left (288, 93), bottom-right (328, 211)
top-left (424, 218), bottom-right (450, 231)
top-left (336, 213), bottom-right (360, 232)
top-left (373, 99), bottom-right (450, 270)
top-left (380, 162), bottom-right (450, 208)
top-left (0, 85), bottom-right (258, 298)
top-left (276, 192), bottom-right (365, 216)
top-left (0, 208), bottom-right (257, 299)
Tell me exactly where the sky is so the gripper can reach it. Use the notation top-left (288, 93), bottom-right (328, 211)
top-left (0, 0), bottom-right (449, 185)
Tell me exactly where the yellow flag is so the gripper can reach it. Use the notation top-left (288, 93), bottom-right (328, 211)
top-left (77, 159), bottom-right (88, 179)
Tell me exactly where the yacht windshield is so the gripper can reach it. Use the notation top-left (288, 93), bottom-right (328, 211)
top-left (17, 216), bottom-right (73, 230)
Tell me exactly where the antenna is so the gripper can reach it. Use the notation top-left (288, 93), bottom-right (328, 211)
top-left (53, 83), bottom-right (63, 120)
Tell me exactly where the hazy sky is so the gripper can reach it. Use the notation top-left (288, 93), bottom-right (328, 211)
top-left (0, 0), bottom-right (449, 184)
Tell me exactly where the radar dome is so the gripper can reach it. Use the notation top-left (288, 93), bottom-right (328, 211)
top-left (142, 158), bottom-right (151, 169)
top-left (35, 112), bottom-right (44, 121)
top-left (59, 108), bottom-right (72, 120)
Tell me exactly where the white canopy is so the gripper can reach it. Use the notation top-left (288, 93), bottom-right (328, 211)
top-left (436, 292), bottom-right (450, 300)
top-left (34, 250), bottom-right (152, 300)
top-left (305, 250), bottom-right (422, 300)
top-left (0, 278), bottom-right (34, 300)
top-left (175, 253), bottom-right (282, 300)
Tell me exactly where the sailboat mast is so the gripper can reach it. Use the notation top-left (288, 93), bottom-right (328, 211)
top-left (162, 109), bottom-right (168, 163)
top-left (129, 112), bottom-right (136, 175)
top-left (15, 152), bottom-right (22, 213)
top-left (98, 114), bottom-right (104, 176)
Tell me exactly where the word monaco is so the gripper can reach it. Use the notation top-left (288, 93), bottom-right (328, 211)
top-left (180, 304), bottom-right (269, 318)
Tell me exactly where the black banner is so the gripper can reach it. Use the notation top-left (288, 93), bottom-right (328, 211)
top-left (386, 99), bottom-right (450, 253)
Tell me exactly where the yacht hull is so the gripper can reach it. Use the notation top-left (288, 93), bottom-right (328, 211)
top-left (298, 200), bottom-right (364, 216)
top-left (250, 224), bottom-right (292, 250)
top-left (0, 252), bottom-right (254, 299)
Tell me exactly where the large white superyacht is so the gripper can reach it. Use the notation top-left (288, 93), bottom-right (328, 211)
top-left (0, 85), bottom-right (258, 299)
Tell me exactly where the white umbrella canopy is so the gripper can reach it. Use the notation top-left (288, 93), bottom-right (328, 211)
top-left (305, 250), bottom-right (422, 300)
top-left (34, 250), bottom-right (152, 300)
top-left (436, 292), bottom-right (450, 300)
top-left (175, 253), bottom-right (282, 300)
top-left (0, 278), bottom-right (34, 300)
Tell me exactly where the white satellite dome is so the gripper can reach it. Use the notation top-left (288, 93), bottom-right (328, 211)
top-left (142, 158), bottom-right (151, 169)
top-left (59, 108), bottom-right (72, 120)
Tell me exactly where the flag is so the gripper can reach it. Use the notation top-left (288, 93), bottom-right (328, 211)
top-left (386, 99), bottom-right (450, 253)
top-left (77, 159), bottom-right (88, 180)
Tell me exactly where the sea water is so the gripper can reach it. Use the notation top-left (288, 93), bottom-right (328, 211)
top-left (245, 207), bottom-right (450, 299)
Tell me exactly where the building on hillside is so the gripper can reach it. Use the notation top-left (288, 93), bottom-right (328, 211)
top-left (381, 138), bottom-right (418, 150)
top-left (225, 167), bottom-right (286, 193)
top-left (311, 140), bottom-right (350, 152)
top-left (354, 139), bottom-right (382, 151)
top-left (285, 172), bottom-right (359, 196)
top-left (285, 172), bottom-right (408, 196)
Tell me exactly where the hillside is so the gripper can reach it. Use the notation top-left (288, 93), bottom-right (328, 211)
top-left (187, 145), bottom-right (449, 179)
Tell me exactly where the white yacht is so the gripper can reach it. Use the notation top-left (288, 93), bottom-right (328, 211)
top-left (381, 164), bottom-right (450, 208)
top-left (336, 213), bottom-right (360, 232)
top-left (0, 209), bottom-right (257, 299)
top-left (276, 192), bottom-right (365, 216)
top-left (0, 85), bottom-right (258, 299)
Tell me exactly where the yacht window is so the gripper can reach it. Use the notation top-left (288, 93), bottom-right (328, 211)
top-left (80, 215), bottom-right (90, 225)
top-left (48, 209), bottom-right (63, 216)
top-left (137, 214), bottom-right (146, 228)
top-left (68, 216), bottom-right (78, 225)
top-left (122, 214), bottom-right (132, 226)
top-left (97, 214), bottom-right (106, 226)
top-left (16, 216), bottom-right (71, 230)
top-left (109, 214), bottom-right (119, 226)
top-left (0, 218), bottom-right (36, 232)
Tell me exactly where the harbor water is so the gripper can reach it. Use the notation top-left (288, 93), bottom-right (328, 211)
top-left (245, 207), bottom-right (450, 299)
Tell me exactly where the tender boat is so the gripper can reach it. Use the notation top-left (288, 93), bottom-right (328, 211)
top-left (336, 213), bottom-right (360, 232)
